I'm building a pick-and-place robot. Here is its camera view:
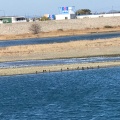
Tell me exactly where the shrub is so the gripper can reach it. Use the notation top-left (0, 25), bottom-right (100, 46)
top-left (29, 23), bottom-right (41, 34)
top-left (95, 27), bottom-right (100, 29)
top-left (57, 29), bottom-right (63, 31)
top-left (104, 25), bottom-right (113, 28)
top-left (40, 16), bottom-right (50, 21)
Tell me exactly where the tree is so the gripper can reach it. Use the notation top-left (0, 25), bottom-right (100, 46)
top-left (29, 23), bottom-right (41, 34)
top-left (40, 16), bottom-right (50, 21)
top-left (75, 9), bottom-right (91, 15)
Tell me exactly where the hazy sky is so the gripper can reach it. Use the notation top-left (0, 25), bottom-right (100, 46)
top-left (0, 0), bottom-right (120, 17)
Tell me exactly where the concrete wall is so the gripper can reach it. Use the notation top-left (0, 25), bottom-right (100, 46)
top-left (0, 16), bottom-right (120, 35)
top-left (55, 14), bottom-right (76, 20)
top-left (77, 13), bottom-right (120, 19)
top-left (55, 14), bottom-right (71, 20)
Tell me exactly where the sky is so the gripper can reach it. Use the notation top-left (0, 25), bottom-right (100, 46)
top-left (0, 0), bottom-right (120, 17)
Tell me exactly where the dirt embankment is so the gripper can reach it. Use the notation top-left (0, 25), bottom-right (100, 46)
top-left (0, 27), bottom-right (120, 41)
top-left (0, 16), bottom-right (120, 40)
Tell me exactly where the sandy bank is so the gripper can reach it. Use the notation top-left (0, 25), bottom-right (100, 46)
top-left (0, 27), bottom-right (120, 41)
top-left (0, 36), bottom-right (120, 76)
top-left (0, 37), bottom-right (120, 62)
top-left (0, 61), bottom-right (120, 76)
top-left (1, 16), bottom-right (120, 39)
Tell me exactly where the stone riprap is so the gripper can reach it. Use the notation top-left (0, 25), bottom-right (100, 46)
top-left (0, 17), bottom-right (120, 35)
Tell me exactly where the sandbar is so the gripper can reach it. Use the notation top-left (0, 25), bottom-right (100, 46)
top-left (0, 37), bottom-right (120, 76)
top-left (0, 61), bottom-right (120, 76)
top-left (0, 37), bottom-right (120, 62)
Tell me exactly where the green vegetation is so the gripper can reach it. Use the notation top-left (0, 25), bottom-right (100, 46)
top-left (40, 16), bottom-right (50, 21)
top-left (75, 9), bottom-right (91, 15)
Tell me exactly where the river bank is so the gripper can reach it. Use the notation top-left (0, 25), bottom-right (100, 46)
top-left (0, 27), bottom-right (120, 41)
top-left (0, 35), bottom-right (120, 76)
top-left (0, 37), bottom-right (120, 62)
top-left (0, 16), bottom-right (120, 40)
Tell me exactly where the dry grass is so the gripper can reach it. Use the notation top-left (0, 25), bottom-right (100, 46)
top-left (0, 36), bottom-right (120, 76)
top-left (0, 37), bottom-right (120, 62)
top-left (0, 27), bottom-right (120, 41)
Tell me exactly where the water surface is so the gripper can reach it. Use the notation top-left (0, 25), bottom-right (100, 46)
top-left (0, 32), bottom-right (120, 47)
top-left (0, 56), bottom-right (120, 68)
top-left (0, 67), bottom-right (120, 119)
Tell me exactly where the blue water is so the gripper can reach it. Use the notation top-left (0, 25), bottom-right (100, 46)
top-left (0, 67), bottom-right (120, 119)
top-left (0, 32), bottom-right (120, 47)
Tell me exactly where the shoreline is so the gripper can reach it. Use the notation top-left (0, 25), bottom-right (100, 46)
top-left (0, 54), bottom-right (120, 63)
top-left (0, 29), bottom-right (119, 76)
top-left (0, 27), bottom-right (120, 41)
top-left (0, 38), bottom-right (120, 62)
top-left (0, 61), bottom-right (120, 76)
top-left (0, 37), bottom-right (120, 62)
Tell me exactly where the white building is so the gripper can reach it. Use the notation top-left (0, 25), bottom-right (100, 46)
top-left (55, 6), bottom-right (76, 20)
top-left (55, 14), bottom-right (76, 20)
top-left (0, 16), bottom-right (26, 24)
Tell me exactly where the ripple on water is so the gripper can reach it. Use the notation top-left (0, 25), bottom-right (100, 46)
top-left (0, 67), bottom-right (120, 119)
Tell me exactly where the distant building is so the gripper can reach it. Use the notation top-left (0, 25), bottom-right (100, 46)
top-left (49, 15), bottom-right (55, 20)
top-left (0, 16), bottom-right (26, 24)
top-left (55, 6), bottom-right (76, 20)
top-left (55, 14), bottom-right (76, 20)
top-left (43, 14), bottom-right (55, 20)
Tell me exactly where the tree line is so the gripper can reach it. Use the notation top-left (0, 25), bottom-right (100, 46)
top-left (75, 9), bottom-right (91, 15)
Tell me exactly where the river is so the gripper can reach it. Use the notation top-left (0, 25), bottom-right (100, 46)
top-left (0, 67), bottom-right (120, 119)
top-left (0, 56), bottom-right (120, 68)
top-left (0, 32), bottom-right (120, 47)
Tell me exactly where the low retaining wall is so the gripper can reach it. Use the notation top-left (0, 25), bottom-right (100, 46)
top-left (0, 16), bottom-right (120, 35)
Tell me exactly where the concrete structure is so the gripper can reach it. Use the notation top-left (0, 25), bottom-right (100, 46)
top-left (0, 16), bottom-right (26, 24)
top-left (0, 16), bottom-right (120, 35)
top-left (55, 6), bottom-right (76, 20)
top-left (55, 14), bottom-right (76, 20)
top-left (77, 13), bottom-right (120, 19)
